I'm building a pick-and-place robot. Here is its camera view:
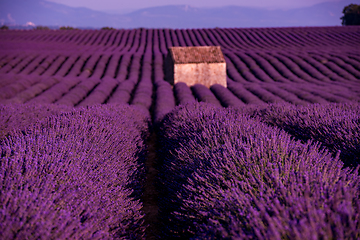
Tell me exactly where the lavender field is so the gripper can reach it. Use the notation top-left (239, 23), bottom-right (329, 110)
top-left (0, 26), bottom-right (360, 239)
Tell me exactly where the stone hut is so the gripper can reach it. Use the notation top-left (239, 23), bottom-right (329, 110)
top-left (165, 46), bottom-right (227, 88)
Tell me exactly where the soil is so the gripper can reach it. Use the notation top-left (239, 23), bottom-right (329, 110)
top-left (141, 131), bottom-right (161, 239)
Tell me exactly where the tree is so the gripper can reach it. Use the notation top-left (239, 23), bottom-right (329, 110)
top-left (35, 26), bottom-right (50, 30)
top-left (341, 4), bottom-right (360, 25)
top-left (101, 27), bottom-right (115, 30)
top-left (59, 26), bottom-right (79, 30)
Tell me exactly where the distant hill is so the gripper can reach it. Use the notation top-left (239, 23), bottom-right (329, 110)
top-left (0, 0), bottom-right (125, 28)
top-left (0, 0), bottom-right (356, 29)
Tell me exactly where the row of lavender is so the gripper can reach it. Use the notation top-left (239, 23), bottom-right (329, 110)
top-left (0, 53), bottom-right (359, 109)
top-left (1, 100), bottom-right (359, 238)
top-left (0, 72), bottom-right (359, 126)
top-left (1, 27), bottom-right (359, 52)
top-left (156, 102), bottom-right (360, 239)
top-left (1, 27), bottom-right (359, 110)
top-left (0, 49), bottom-right (359, 86)
top-left (1, 37), bottom-right (360, 103)
top-left (1, 27), bottom-right (359, 86)
top-left (0, 48), bottom-right (360, 84)
top-left (0, 103), bottom-right (150, 239)
top-left (1, 30), bottom-right (359, 84)
top-left (1, 48), bottom-right (359, 87)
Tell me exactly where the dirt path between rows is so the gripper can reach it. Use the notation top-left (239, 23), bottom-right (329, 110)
top-left (142, 131), bottom-right (160, 239)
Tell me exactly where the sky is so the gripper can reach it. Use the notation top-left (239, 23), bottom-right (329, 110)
top-left (0, 0), bottom-right (354, 28)
top-left (46, 0), bottom-right (344, 14)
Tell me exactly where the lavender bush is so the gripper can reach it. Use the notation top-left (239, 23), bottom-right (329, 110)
top-left (107, 79), bottom-right (137, 104)
top-left (0, 103), bottom-right (73, 139)
top-left (55, 77), bottom-right (101, 106)
top-left (191, 84), bottom-right (222, 107)
top-left (154, 80), bottom-right (176, 123)
top-left (156, 102), bottom-right (360, 239)
top-left (240, 102), bottom-right (360, 168)
top-left (173, 82), bottom-right (196, 105)
top-left (210, 83), bottom-right (245, 107)
top-left (0, 104), bottom-right (150, 239)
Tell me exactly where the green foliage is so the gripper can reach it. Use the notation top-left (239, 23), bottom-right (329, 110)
top-left (35, 26), bottom-right (50, 30)
top-left (341, 4), bottom-right (360, 25)
top-left (59, 26), bottom-right (79, 30)
top-left (101, 26), bottom-right (115, 30)
top-left (0, 25), bottom-right (9, 30)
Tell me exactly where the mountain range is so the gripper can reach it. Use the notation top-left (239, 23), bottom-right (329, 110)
top-left (0, 0), bottom-right (356, 29)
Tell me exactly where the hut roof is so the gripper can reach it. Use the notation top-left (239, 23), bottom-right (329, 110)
top-left (168, 46), bottom-right (225, 64)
